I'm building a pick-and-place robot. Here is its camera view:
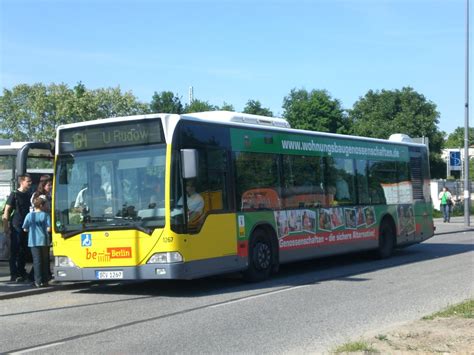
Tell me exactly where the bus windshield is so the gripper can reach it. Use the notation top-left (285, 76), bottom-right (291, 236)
top-left (54, 144), bottom-right (166, 236)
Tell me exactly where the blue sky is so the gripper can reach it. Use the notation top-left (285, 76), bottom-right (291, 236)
top-left (0, 0), bottom-right (471, 135)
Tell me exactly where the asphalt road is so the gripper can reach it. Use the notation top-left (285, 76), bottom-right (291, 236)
top-left (0, 220), bottom-right (472, 354)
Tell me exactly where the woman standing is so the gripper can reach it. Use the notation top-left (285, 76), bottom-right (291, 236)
top-left (31, 175), bottom-right (52, 214)
top-left (30, 175), bottom-right (53, 280)
top-left (438, 187), bottom-right (454, 223)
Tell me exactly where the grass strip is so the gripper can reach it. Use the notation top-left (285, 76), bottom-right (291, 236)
top-left (422, 299), bottom-right (474, 320)
top-left (333, 340), bottom-right (378, 353)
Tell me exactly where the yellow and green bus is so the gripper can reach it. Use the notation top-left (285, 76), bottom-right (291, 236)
top-left (52, 111), bottom-right (434, 281)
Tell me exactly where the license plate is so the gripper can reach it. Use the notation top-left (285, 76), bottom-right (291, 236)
top-left (96, 270), bottom-right (123, 280)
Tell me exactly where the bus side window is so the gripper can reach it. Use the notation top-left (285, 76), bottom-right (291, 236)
top-left (203, 149), bottom-right (228, 212)
top-left (355, 159), bottom-right (370, 204)
top-left (325, 157), bottom-right (356, 206)
top-left (241, 188), bottom-right (281, 210)
top-left (185, 148), bottom-right (229, 232)
top-left (234, 152), bottom-right (281, 211)
top-left (368, 161), bottom-right (397, 205)
top-left (281, 155), bottom-right (323, 208)
top-left (397, 160), bottom-right (412, 204)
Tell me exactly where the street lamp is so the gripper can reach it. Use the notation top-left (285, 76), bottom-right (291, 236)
top-left (464, 0), bottom-right (470, 226)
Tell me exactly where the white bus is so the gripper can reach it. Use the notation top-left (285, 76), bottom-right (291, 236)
top-left (0, 140), bottom-right (54, 259)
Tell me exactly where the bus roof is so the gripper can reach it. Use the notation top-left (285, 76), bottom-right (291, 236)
top-left (0, 141), bottom-right (53, 160)
top-left (55, 111), bottom-right (428, 149)
top-left (180, 111), bottom-right (428, 149)
top-left (182, 111), bottom-right (290, 128)
top-left (0, 141), bottom-right (31, 150)
top-left (0, 141), bottom-right (35, 155)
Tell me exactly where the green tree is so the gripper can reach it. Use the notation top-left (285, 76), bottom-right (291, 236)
top-left (430, 155), bottom-right (447, 180)
top-left (349, 87), bottom-right (445, 178)
top-left (92, 87), bottom-right (149, 118)
top-left (150, 91), bottom-right (183, 114)
top-left (468, 160), bottom-right (474, 181)
top-left (282, 88), bottom-right (348, 133)
top-left (0, 83), bottom-right (149, 142)
top-left (70, 82), bottom-right (103, 122)
top-left (445, 127), bottom-right (474, 148)
top-left (184, 99), bottom-right (217, 113)
top-left (243, 100), bottom-right (273, 117)
top-left (0, 83), bottom-right (68, 141)
top-left (219, 102), bottom-right (234, 111)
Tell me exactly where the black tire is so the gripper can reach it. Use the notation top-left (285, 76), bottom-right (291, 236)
top-left (243, 229), bottom-right (274, 282)
top-left (376, 221), bottom-right (395, 259)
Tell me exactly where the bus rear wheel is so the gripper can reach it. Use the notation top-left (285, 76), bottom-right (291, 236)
top-left (376, 221), bottom-right (395, 259)
top-left (243, 229), bottom-right (274, 282)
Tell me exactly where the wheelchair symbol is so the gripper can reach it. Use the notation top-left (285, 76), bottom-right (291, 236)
top-left (81, 234), bottom-right (92, 247)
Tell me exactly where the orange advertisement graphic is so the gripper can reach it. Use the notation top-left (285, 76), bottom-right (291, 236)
top-left (107, 247), bottom-right (132, 259)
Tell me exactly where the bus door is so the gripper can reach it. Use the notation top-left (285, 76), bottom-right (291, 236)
top-left (16, 142), bottom-right (54, 190)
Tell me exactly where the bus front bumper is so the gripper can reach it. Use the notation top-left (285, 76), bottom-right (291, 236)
top-left (54, 263), bottom-right (193, 281)
top-left (54, 255), bottom-right (245, 281)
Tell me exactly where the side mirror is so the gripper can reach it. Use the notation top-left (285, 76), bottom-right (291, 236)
top-left (181, 149), bottom-right (197, 179)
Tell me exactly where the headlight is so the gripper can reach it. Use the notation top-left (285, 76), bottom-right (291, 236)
top-left (147, 252), bottom-right (183, 264)
top-left (55, 256), bottom-right (76, 267)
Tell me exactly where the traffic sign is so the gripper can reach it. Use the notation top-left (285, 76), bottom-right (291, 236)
top-left (449, 151), bottom-right (461, 171)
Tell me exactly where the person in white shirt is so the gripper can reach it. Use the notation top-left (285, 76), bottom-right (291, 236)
top-left (74, 174), bottom-right (107, 217)
top-left (178, 179), bottom-right (204, 221)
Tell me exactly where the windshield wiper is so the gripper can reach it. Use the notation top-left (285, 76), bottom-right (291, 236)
top-left (61, 219), bottom-right (153, 239)
top-left (107, 219), bottom-right (153, 235)
top-left (102, 216), bottom-right (154, 234)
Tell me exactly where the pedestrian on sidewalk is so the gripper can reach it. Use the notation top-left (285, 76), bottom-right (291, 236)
top-left (2, 174), bottom-right (33, 282)
top-left (22, 197), bottom-right (51, 288)
top-left (438, 187), bottom-right (454, 223)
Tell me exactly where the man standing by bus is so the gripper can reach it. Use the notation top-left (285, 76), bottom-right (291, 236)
top-left (2, 174), bottom-right (33, 282)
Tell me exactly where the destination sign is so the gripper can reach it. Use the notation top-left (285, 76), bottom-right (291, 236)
top-left (59, 120), bottom-right (164, 152)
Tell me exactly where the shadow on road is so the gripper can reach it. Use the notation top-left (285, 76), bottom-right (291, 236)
top-left (72, 235), bottom-right (473, 299)
top-left (2, 234), bottom-right (471, 319)
top-left (434, 229), bottom-right (474, 236)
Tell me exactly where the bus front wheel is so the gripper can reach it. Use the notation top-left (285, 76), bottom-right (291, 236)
top-left (243, 229), bottom-right (274, 282)
top-left (376, 221), bottom-right (395, 259)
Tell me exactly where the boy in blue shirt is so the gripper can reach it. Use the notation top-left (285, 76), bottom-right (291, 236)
top-left (22, 197), bottom-right (51, 287)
